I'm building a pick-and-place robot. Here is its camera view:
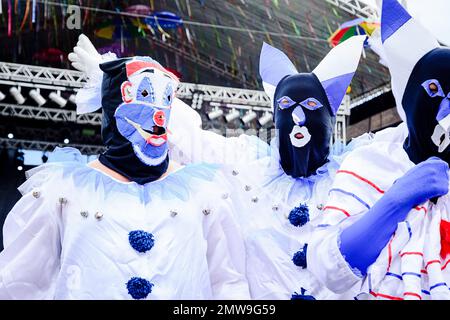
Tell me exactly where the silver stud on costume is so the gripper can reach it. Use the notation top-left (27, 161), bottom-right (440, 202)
top-left (251, 197), bottom-right (259, 203)
top-left (244, 185), bottom-right (252, 192)
top-left (232, 170), bottom-right (239, 176)
top-left (202, 209), bottom-right (211, 216)
top-left (32, 190), bottom-right (41, 199)
top-left (80, 211), bottom-right (89, 218)
top-left (95, 211), bottom-right (103, 220)
top-left (272, 205), bottom-right (279, 211)
top-left (170, 210), bottom-right (178, 217)
top-left (222, 193), bottom-right (229, 200)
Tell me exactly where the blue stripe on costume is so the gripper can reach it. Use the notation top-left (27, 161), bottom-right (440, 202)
top-left (386, 272), bottom-right (403, 280)
top-left (386, 272), bottom-right (422, 280)
top-left (328, 188), bottom-right (371, 210)
top-left (430, 282), bottom-right (448, 291)
top-left (405, 221), bottom-right (412, 240)
top-left (402, 272), bottom-right (421, 278)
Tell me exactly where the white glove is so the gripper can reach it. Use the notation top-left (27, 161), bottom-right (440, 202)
top-left (68, 34), bottom-right (103, 80)
top-left (68, 34), bottom-right (118, 114)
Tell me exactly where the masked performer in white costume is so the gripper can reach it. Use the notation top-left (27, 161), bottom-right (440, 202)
top-left (0, 35), bottom-right (250, 300)
top-left (168, 36), bottom-right (369, 299)
top-left (307, 0), bottom-right (450, 300)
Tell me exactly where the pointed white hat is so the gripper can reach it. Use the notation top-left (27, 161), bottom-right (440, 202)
top-left (259, 35), bottom-right (366, 115)
top-left (381, 0), bottom-right (440, 120)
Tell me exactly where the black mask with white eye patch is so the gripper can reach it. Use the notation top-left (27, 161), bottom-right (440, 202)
top-left (274, 73), bottom-right (335, 178)
top-left (403, 48), bottom-right (450, 165)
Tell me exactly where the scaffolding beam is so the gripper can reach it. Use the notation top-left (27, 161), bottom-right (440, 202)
top-left (325, 0), bottom-right (379, 19)
top-left (0, 138), bottom-right (105, 155)
top-left (0, 62), bottom-right (352, 146)
top-left (0, 103), bottom-right (102, 125)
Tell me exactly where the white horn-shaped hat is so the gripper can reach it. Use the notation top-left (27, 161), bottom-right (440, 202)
top-left (259, 35), bottom-right (366, 115)
top-left (381, 0), bottom-right (440, 121)
top-left (312, 35), bottom-right (366, 115)
top-left (259, 42), bottom-right (298, 103)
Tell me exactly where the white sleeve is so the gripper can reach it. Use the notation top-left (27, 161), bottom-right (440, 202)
top-left (307, 149), bottom-right (380, 294)
top-left (169, 98), bottom-right (270, 165)
top-left (307, 223), bottom-right (362, 294)
top-left (203, 188), bottom-right (250, 300)
top-left (0, 177), bottom-right (61, 299)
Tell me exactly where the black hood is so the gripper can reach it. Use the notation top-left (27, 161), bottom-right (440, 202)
top-left (273, 73), bottom-right (335, 178)
top-left (97, 58), bottom-right (169, 184)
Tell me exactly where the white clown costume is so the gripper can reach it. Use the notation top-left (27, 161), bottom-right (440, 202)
top-left (307, 0), bottom-right (450, 300)
top-left (0, 36), bottom-right (250, 300)
top-left (169, 36), bottom-right (368, 299)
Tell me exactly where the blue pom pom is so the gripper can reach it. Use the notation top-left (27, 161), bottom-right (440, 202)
top-left (291, 288), bottom-right (316, 300)
top-left (129, 230), bottom-right (155, 253)
top-left (292, 243), bottom-right (308, 269)
top-left (288, 204), bottom-right (309, 227)
top-left (126, 277), bottom-right (154, 300)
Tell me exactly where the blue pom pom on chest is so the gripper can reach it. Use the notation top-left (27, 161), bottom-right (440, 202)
top-left (126, 277), bottom-right (154, 299)
top-left (291, 288), bottom-right (316, 300)
top-left (129, 230), bottom-right (155, 253)
top-left (292, 243), bottom-right (308, 269)
top-left (288, 204), bottom-right (310, 227)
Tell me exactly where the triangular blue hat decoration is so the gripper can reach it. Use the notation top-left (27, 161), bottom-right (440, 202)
top-left (259, 35), bottom-right (366, 115)
top-left (259, 42), bottom-right (298, 103)
top-left (381, 0), bottom-right (440, 121)
top-left (312, 35), bottom-right (366, 115)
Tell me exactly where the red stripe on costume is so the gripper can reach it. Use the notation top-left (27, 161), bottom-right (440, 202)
top-left (441, 259), bottom-right (450, 270)
top-left (370, 290), bottom-right (403, 300)
top-left (337, 170), bottom-right (385, 194)
top-left (422, 259), bottom-right (450, 273)
top-left (323, 206), bottom-right (350, 217)
top-left (387, 234), bottom-right (395, 271)
top-left (336, 172), bottom-right (429, 216)
top-left (400, 252), bottom-right (424, 257)
top-left (415, 206), bottom-right (427, 214)
top-left (404, 292), bottom-right (422, 300)
top-left (425, 260), bottom-right (441, 269)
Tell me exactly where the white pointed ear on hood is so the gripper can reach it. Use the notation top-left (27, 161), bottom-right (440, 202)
top-left (381, 0), bottom-right (440, 121)
top-left (259, 42), bottom-right (298, 104)
top-left (312, 35), bottom-right (366, 115)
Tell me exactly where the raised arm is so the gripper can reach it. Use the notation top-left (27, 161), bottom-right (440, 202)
top-left (169, 98), bottom-right (271, 166)
top-left (308, 156), bottom-right (449, 293)
top-left (339, 157), bottom-right (448, 276)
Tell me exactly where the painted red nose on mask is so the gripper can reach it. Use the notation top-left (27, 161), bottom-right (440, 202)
top-left (153, 110), bottom-right (166, 127)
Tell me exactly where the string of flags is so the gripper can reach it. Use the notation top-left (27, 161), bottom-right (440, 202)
top-left (1, 0), bottom-right (381, 90)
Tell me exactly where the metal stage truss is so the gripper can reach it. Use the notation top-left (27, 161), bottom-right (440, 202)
top-left (325, 0), bottom-right (379, 19)
top-left (0, 138), bottom-right (105, 155)
top-left (0, 62), bottom-right (352, 152)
